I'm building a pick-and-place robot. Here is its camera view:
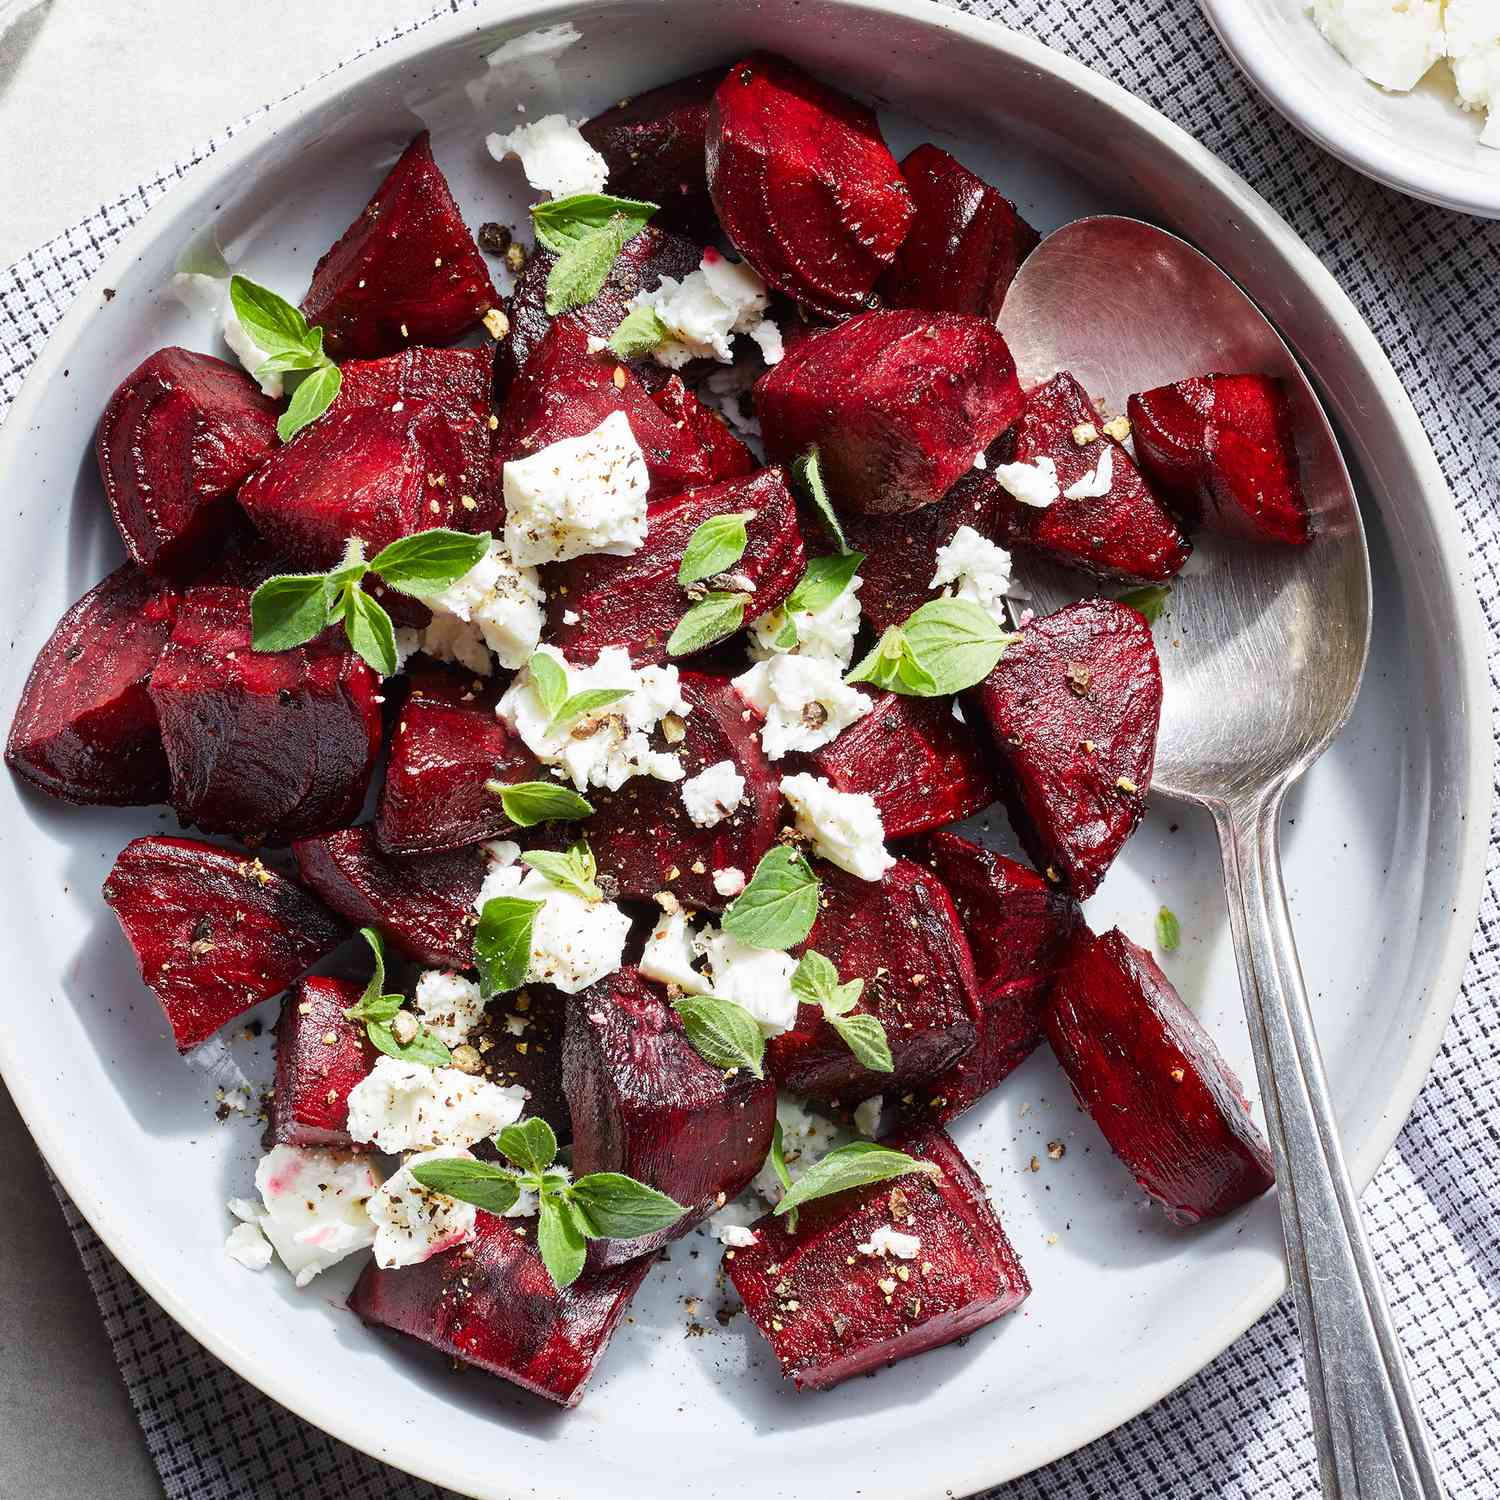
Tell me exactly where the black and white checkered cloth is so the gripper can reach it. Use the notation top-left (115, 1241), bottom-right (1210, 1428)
top-left (3, 1), bottom-right (1497, 1496)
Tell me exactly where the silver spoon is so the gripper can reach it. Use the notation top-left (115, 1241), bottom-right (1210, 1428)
top-left (998, 215), bottom-right (1444, 1500)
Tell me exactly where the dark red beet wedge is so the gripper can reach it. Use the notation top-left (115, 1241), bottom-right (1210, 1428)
top-left (758, 309), bottom-right (1023, 516)
top-left (148, 586), bottom-right (381, 844)
top-left (965, 599), bottom-right (1161, 899)
top-left (877, 144), bottom-right (1040, 320)
top-left (291, 826), bottom-right (486, 968)
top-left (707, 53), bottom-right (913, 317)
top-left (768, 859), bottom-right (980, 1103)
top-left (485, 986), bottom-right (573, 1146)
top-left (348, 1210), bottom-right (652, 1407)
top-left (1046, 928), bottom-right (1275, 1223)
top-left (1127, 374), bottom-right (1311, 545)
top-left (991, 372), bottom-right (1191, 582)
top-left (6, 564), bottom-right (178, 806)
top-left (789, 691), bottom-right (997, 840)
top-left (270, 976), bottom-right (377, 1149)
top-left (102, 835), bottom-right (346, 1052)
top-left (301, 132), bottom-right (498, 360)
top-left (724, 1125), bottom-right (1028, 1390)
top-left (375, 669), bottom-right (540, 856)
top-left (95, 347), bottom-right (279, 574)
top-left (651, 375), bottom-right (756, 484)
top-left (564, 967), bottom-right (775, 1266)
top-left (544, 467), bottom-right (804, 666)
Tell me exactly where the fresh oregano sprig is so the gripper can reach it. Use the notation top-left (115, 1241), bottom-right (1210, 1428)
top-left (529, 193), bottom-right (659, 316)
top-left (522, 839), bottom-right (601, 902)
top-left (671, 993), bottom-right (766, 1079)
top-left (791, 446), bottom-right (849, 554)
top-left (678, 512), bottom-right (753, 586)
top-left (756, 552), bottom-right (865, 652)
top-left (772, 1141), bottom-right (940, 1226)
top-left (485, 780), bottom-right (595, 828)
top-left (608, 303), bottom-right (670, 358)
top-left (846, 597), bottom-right (1021, 698)
top-left (1119, 583), bottom-right (1171, 624)
top-left (473, 895), bottom-right (545, 997)
top-left (229, 276), bottom-right (342, 442)
top-left (342, 928), bottom-right (453, 1068)
top-left (790, 950), bottom-right (893, 1074)
top-left (526, 651), bottom-right (633, 732)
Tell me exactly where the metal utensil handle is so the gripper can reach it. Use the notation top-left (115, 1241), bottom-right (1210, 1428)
top-left (1214, 792), bottom-right (1447, 1500)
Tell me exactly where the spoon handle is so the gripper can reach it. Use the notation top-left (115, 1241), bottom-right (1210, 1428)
top-left (1213, 792), bottom-right (1447, 1500)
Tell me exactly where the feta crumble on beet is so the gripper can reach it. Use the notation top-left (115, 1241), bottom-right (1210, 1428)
top-left (778, 772), bottom-right (895, 882)
top-left (367, 1148), bottom-right (480, 1269)
top-left (638, 903), bottom-right (713, 994)
top-left (749, 573), bottom-right (863, 670)
top-left (630, 248), bottom-right (783, 368)
top-left (680, 758), bottom-right (746, 828)
top-left (241, 1146), bottom-right (382, 1287)
top-left (414, 538), bottom-right (545, 674)
top-left (485, 113), bottom-right (608, 197)
top-left (712, 865), bottom-right (746, 898)
top-left (694, 929), bottom-right (799, 1036)
top-left (346, 1057), bottom-right (527, 1153)
top-left (732, 654), bottom-right (872, 759)
top-left (857, 1223), bottom-right (922, 1259)
top-left (993, 454), bottom-right (1061, 509)
top-left (413, 969), bottom-right (486, 1049)
top-left (854, 1095), bottom-right (884, 1138)
top-left (1062, 445), bottom-right (1115, 500)
top-left (930, 525), bottom-right (1021, 628)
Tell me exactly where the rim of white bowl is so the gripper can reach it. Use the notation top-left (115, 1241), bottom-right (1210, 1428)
top-left (0, 1), bottom-right (1490, 1495)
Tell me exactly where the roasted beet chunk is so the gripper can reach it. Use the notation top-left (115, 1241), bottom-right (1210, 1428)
top-left (650, 375), bottom-right (755, 485)
top-left (148, 586), bottom-right (381, 844)
top-left (349, 1210), bottom-right (651, 1406)
top-left (724, 1125), bottom-right (1028, 1390)
top-left (6, 564), bottom-right (178, 806)
top-left (1127, 374), bottom-right (1311, 545)
top-left (707, 53), bottom-right (913, 317)
top-left (486, 986), bottom-right (572, 1146)
top-left (301, 132), bottom-right (498, 359)
top-left (544, 467), bottom-right (804, 666)
top-left (992, 372), bottom-right (1190, 582)
top-left (1046, 928), bottom-right (1275, 1222)
top-left (965, 600), bottom-right (1161, 899)
top-left (758, 309), bottom-right (1023, 516)
top-left (791, 691), bottom-right (997, 840)
top-left (768, 859), bottom-right (980, 1103)
top-left (103, 836), bottom-right (345, 1051)
top-left (95, 347), bottom-right (279, 573)
top-left (878, 144), bottom-right (1040, 319)
top-left (291, 827), bottom-right (486, 968)
top-left (564, 968), bottom-right (775, 1266)
top-left (270, 977), bottom-right (377, 1149)
top-left (581, 70), bottom-right (722, 238)
top-left (585, 672), bottom-right (780, 912)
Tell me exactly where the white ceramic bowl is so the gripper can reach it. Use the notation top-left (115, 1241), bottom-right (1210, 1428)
top-left (1200, 0), bottom-right (1500, 217)
top-left (0, 2), bottom-right (1488, 1497)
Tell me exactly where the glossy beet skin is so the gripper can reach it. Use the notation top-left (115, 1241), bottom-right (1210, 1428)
top-left (147, 586), bottom-right (381, 844)
top-left (1127, 374), bottom-right (1312, 545)
top-left (374, 669), bottom-right (539, 856)
top-left (878, 144), bottom-right (1040, 319)
top-left (291, 827), bottom-right (487, 969)
top-left (724, 1125), bottom-right (1029, 1390)
top-left (270, 977), bottom-right (377, 1149)
top-left (650, 375), bottom-right (756, 484)
top-left (6, 564), bottom-right (178, 806)
top-left (965, 599), bottom-right (1162, 899)
top-left (564, 968), bottom-right (776, 1267)
top-left (768, 859), bottom-right (981, 1104)
top-left (990, 372), bottom-right (1191, 583)
top-left (758, 309), bottom-right (1024, 517)
top-left (583, 672), bottom-right (781, 912)
top-left (707, 53), bottom-right (913, 318)
top-left (301, 132), bottom-right (498, 360)
top-left (102, 836), bottom-right (346, 1052)
top-left (543, 467), bottom-right (805, 666)
top-left (349, 1209), bottom-right (652, 1407)
top-left (1046, 928), bottom-right (1276, 1223)
top-left (95, 347), bottom-right (279, 574)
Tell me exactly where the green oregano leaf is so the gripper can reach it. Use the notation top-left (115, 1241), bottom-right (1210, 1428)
top-left (532, 194), bottom-right (658, 316)
top-left (496, 1117), bottom-right (558, 1175)
top-left (829, 1013), bottom-right (894, 1073)
top-left (791, 446), bottom-right (849, 554)
top-left (277, 362), bottom-right (343, 442)
top-left (368, 529), bottom-right (491, 597)
top-left (522, 840), bottom-right (601, 902)
top-left (666, 591), bottom-right (747, 657)
top-left (783, 552), bottom-right (864, 618)
top-left (342, 586), bottom-right (399, 677)
top-left (474, 896), bottom-right (545, 996)
top-left (847, 599), bottom-right (1019, 698)
top-left (549, 687), bottom-right (633, 732)
top-left (528, 652), bottom-right (569, 720)
top-left (772, 1142), bottom-right (939, 1220)
top-left (536, 1193), bottom-right (589, 1289)
top-left (1156, 905), bottom-right (1182, 952)
top-left (844, 623), bottom-right (939, 695)
top-left (1119, 583), bottom-right (1171, 624)
top-left (678, 512), bottom-right (752, 586)
top-left (249, 574), bottom-right (334, 653)
top-left (367, 1021), bottom-right (453, 1068)
top-left (487, 781), bottom-right (595, 828)
top-left (671, 994), bottom-right (766, 1078)
top-left (407, 1158), bottom-right (523, 1216)
top-left (228, 275), bottom-right (319, 360)
top-left (568, 1173), bottom-right (687, 1239)
top-left (607, 303), bottom-right (670, 358)
top-left (791, 951), bottom-right (889, 1071)
top-left (721, 846), bottom-right (820, 950)
top-left (769, 1120), bottom-right (797, 1230)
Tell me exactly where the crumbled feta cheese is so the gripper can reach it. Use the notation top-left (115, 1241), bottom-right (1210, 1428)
top-left (732, 655), bottom-right (872, 759)
top-left (414, 970), bottom-right (486, 1049)
top-left (169, 271), bottom-right (283, 398)
top-left (973, 450), bottom-right (989, 470)
top-left (858, 1224), bottom-right (922, 1259)
top-left (1102, 414), bottom-right (1133, 443)
top-left (630, 249), bottom-right (781, 367)
top-left (393, 625), bottom-right (422, 671)
top-left (485, 113), bottom-right (608, 197)
top-left (346, 1057), bottom-right (527, 1153)
top-left (930, 525), bottom-right (1020, 629)
top-left (639, 905), bottom-right (713, 994)
top-left (1063, 445), bottom-right (1114, 500)
top-left (498, 645), bottom-right (691, 790)
top-left (1072, 422), bottom-right (1099, 446)
top-left (680, 759), bottom-right (746, 828)
top-left (1446, 0), bottom-right (1500, 146)
top-left (503, 411), bottom-right (649, 565)
top-left (993, 455), bottom-right (1060, 509)
top-left (695, 929), bottom-right (800, 1035)
top-left (719, 1223), bottom-right (760, 1248)
top-left (249, 1146), bottom-right (381, 1287)
top-left (749, 575), bottom-right (863, 669)
top-left (779, 773), bottom-right (895, 882)
top-left (751, 1095), bottom-right (843, 1203)
top-left (712, 866), bottom-right (746, 898)
top-left (854, 1095), bottom-right (883, 1138)
top-left (416, 538), bottom-right (544, 673)
top-left (486, 838), bottom-right (522, 867)
top-left (224, 1220), bottom-right (273, 1271)
top-left (1309, 0), bottom-right (1444, 92)
top-left (367, 1148), bottom-right (479, 1269)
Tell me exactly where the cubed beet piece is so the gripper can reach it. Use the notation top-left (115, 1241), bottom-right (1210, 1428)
top-left (757, 309), bottom-right (1023, 517)
top-left (270, 976), bottom-right (377, 1149)
top-left (1127, 373), bottom-right (1311, 545)
top-left (1045, 928), bottom-right (1275, 1223)
top-left (291, 826), bottom-right (486, 968)
top-left (964, 599), bottom-right (1161, 899)
top-left (148, 586), bottom-right (381, 844)
top-left (484, 986), bottom-right (572, 1146)
top-left (543, 467), bottom-right (804, 666)
top-left (877, 144), bottom-right (1040, 319)
top-left (301, 132), bottom-right (498, 360)
top-left (102, 835), bottom-right (346, 1052)
top-left (707, 53), bottom-right (913, 317)
top-left (348, 1210), bottom-right (652, 1407)
top-left (564, 967), bottom-right (775, 1266)
top-left (650, 375), bottom-right (756, 484)
top-left (6, 563), bottom-right (178, 806)
top-left (991, 372), bottom-right (1190, 582)
top-left (583, 671), bottom-right (781, 912)
top-left (724, 1125), bottom-right (1028, 1390)
top-left (95, 347), bottom-right (279, 574)
top-left (768, 858), bottom-right (980, 1103)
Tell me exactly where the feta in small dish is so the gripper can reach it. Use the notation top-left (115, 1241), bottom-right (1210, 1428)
top-left (1308, 0), bottom-right (1444, 93)
top-left (486, 113), bottom-right (608, 197)
top-left (732, 654), bottom-right (873, 759)
top-left (779, 772), bottom-right (896, 882)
